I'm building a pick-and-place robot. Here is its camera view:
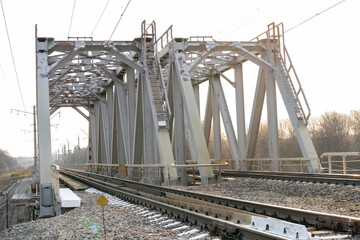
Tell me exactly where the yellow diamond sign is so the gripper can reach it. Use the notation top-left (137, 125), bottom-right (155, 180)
top-left (96, 195), bottom-right (109, 207)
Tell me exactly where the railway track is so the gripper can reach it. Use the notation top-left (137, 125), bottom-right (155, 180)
top-left (220, 171), bottom-right (360, 186)
top-left (61, 168), bottom-right (360, 239)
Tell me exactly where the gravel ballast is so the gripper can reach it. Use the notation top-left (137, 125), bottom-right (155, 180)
top-left (174, 177), bottom-right (360, 217)
top-left (1, 178), bottom-right (359, 239)
top-left (0, 192), bottom-right (194, 240)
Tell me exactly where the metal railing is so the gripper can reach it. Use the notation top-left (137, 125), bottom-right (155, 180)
top-left (155, 25), bottom-right (173, 50)
top-left (321, 152), bottom-right (360, 174)
top-left (85, 162), bottom-right (228, 185)
top-left (213, 158), bottom-right (320, 173)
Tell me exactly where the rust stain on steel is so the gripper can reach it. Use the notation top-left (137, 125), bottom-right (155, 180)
top-left (56, 43), bottom-right (74, 46)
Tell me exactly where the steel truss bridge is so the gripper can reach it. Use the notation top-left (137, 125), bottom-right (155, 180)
top-left (36, 21), bottom-right (319, 216)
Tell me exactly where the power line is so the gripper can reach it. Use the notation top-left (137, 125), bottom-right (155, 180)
top-left (68, 0), bottom-right (77, 37)
top-left (0, 64), bottom-right (14, 97)
top-left (285, 0), bottom-right (346, 33)
top-left (0, 0), bottom-right (27, 113)
top-left (108, 0), bottom-right (133, 41)
top-left (90, 0), bottom-right (111, 37)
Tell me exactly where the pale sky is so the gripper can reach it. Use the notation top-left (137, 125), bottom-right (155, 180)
top-left (0, 0), bottom-right (359, 157)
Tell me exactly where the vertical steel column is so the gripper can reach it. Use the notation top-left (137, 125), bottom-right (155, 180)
top-left (126, 67), bottom-right (136, 161)
top-left (36, 37), bottom-right (54, 217)
top-left (111, 90), bottom-right (119, 165)
top-left (193, 84), bottom-right (200, 115)
top-left (91, 103), bottom-right (99, 164)
top-left (211, 81), bottom-right (221, 160)
top-left (115, 80), bottom-right (130, 164)
top-left (212, 74), bottom-right (240, 168)
top-left (88, 106), bottom-right (93, 164)
top-left (246, 67), bottom-right (266, 161)
top-left (100, 101), bottom-right (111, 165)
top-left (234, 64), bottom-right (246, 164)
top-left (112, 85), bottom-right (125, 165)
top-left (203, 84), bottom-right (212, 146)
top-left (266, 71), bottom-right (280, 170)
top-left (133, 77), bottom-right (144, 166)
top-left (142, 75), bottom-right (157, 166)
top-left (173, 65), bottom-right (187, 184)
top-left (106, 87), bottom-right (114, 166)
top-left (173, 52), bottom-right (214, 183)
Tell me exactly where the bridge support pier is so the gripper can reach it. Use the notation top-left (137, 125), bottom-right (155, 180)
top-left (36, 37), bottom-right (54, 217)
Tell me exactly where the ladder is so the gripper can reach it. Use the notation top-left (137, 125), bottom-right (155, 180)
top-left (272, 48), bottom-right (311, 126)
top-left (266, 22), bottom-right (311, 126)
top-left (145, 50), bottom-right (169, 126)
top-left (141, 20), bottom-right (170, 128)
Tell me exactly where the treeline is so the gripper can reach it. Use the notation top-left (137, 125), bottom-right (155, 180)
top-left (204, 110), bottom-right (360, 159)
top-left (54, 110), bottom-right (360, 166)
top-left (53, 147), bottom-right (88, 165)
top-left (0, 149), bottom-right (19, 174)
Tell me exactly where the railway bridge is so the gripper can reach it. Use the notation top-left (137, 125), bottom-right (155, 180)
top-left (36, 21), bottom-right (319, 216)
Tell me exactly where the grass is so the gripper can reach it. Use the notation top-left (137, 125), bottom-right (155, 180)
top-left (0, 168), bottom-right (34, 180)
top-left (0, 168), bottom-right (34, 190)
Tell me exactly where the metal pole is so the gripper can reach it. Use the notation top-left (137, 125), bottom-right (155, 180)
top-left (102, 206), bottom-right (106, 240)
top-left (33, 105), bottom-right (38, 174)
top-left (5, 191), bottom-right (9, 229)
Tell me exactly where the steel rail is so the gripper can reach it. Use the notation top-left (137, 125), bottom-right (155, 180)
top-left (221, 171), bottom-right (360, 186)
top-left (61, 168), bottom-right (360, 235)
top-left (62, 169), bottom-right (289, 239)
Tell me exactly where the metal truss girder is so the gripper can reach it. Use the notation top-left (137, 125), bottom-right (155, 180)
top-left (126, 67), bottom-right (136, 162)
top-left (100, 101), bottom-right (111, 164)
top-left (184, 41), bottom-right (263, 52)
top-left (50, 106), bottom-right (60, 116)
top-left (49, 42), bottom-right (85, 75)
top-left (87, 89), bottom-right (106, 103)
top-left (266, 71), bottom-right (280, 171)
top-left (115, 81), bottom-right (130, 164)
top-left (48, 41), bottom-right (140, 54)
top-left (234, 64), bottom-right (246, 161)
top-left (211, 82), bottom-right (221, 160)
top-left (189, 43), bottom-right (216, 71)
top-left (72, 106), bottom-right (89, 121)
top-left (203, 84), bottom-right (212, 146)
top-left (101, 68), bottom-right (126, 87)
top-left (142, 72), bottom-right (177, 179)
top-left (49, 68), bottom-right (71, 88)
top-left (172, 64), bottom-right (186, 184)
top-left (272, 60), bottom-right (318, 172)
top-left (233, 43), bottom-right (273, 72)
top-left (246, 67), bottom-right (266, 159)
top-left (133, 77), bottom-right (144, 166)
top-left (50, 89), bottom-right (64, 102)
top-left (212, 74), bottom-right (241, 168)
top-left (173, 51), bottom-right (214, 180)
top-left (108, 46), bottom-right (145, 74)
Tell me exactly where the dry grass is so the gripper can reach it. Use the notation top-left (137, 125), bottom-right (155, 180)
top-left (0, 168), bottom-right (34, 190)
top-left (0, 168), bottom-right (34, 180)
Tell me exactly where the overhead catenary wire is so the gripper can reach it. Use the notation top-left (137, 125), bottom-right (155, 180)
top-left (0, 0), bottom-right (27, 113)
top-left (0, 64), bottom-right (14, 98)
top-left (285, 0), bottom-right (346, 33)
top-left (90, 0), bottom-right (111, 37)
top-left (108, 0), bottom-right (133, 41)
top-left (68, 0), bottom-right (77, 38)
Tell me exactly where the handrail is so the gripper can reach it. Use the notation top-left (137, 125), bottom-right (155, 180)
top-left (283, 46), bottom-right (312, 122)
top-left (155, 25), bottom-right (173, 49)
